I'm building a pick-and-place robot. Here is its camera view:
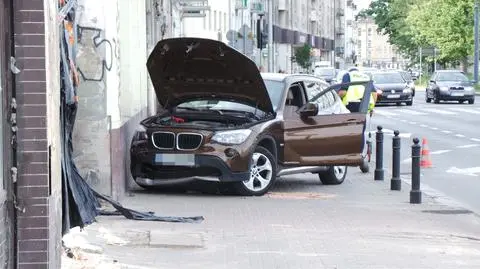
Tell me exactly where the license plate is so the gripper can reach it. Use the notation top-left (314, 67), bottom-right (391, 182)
top-left (387, 94), bottom-right (400, 99)
top-left (154, 154), bottom-right (195, 166)
top-left (451, 92), bottom-right (464, 97)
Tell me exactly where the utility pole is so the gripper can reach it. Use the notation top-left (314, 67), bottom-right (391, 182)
top-left (474, 0), bottom-right (479, 83)
top-left (267, 0), bottom-right (274, 72)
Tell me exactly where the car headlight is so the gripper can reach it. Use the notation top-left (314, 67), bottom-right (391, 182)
top-left (440, 86), bottom-right (449, 91)
top-left (403, 88), bottom-right (412, 93)
top-left (211, 129), bottom-right (252, 145)
top-left (133, 125), bottom-right (148, 141)
top-left (465, 86), bottom-right (474, 92)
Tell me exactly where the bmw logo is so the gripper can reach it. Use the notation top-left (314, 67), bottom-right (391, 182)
top-left (391, 90), bottom-right (395, 93)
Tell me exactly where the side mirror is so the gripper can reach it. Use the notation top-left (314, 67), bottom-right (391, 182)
top-left (429, 80), bottom-right (436, 84)
top-left (412, 77), bottom-right (417, 81)
top-left (300, 103), bottom-right (319, 118)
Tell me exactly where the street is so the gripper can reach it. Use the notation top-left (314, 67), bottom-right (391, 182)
top-left (372, 89), bottom-right (480, 213)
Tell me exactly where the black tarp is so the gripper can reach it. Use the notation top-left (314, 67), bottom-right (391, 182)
top-left (59, 1), bottom-right (204, 236)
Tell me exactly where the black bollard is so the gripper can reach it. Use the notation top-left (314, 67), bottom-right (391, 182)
top-left (410, 138), bottom-right (422, 204)
top-left (374, 126), bottom-right (384, 181)
top-left (390, 130), bottom-right (401, 190)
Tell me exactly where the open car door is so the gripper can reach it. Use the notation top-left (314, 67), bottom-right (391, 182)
top-left (283, 80), bottom-right (374, 166)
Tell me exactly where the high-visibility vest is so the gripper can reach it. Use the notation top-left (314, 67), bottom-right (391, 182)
top-left (342, 71), bottom-right (375, 111)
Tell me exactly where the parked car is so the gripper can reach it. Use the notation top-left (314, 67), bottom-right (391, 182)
top-left (371, 71), bottom-right (414, 106)
top-left (130, 37), bottom-right (373, 196)
top-left (425, 70), bottom-right (475, 104)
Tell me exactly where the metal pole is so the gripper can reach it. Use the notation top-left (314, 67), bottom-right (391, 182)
top-left (391, 130), bottom-right (401, 191)
top-left (242, 9), bottom-right (246, 54)
top-left (267, 0), bottom-right (274, 72)
top-left (410, 138), bottom-right (422, 204)
top-left (475, 0), bottom-right (479, 83)
top-left (419, 47), bottom-right (422, 85)
top-left (374, 125), bottom-right (384, 181)
top-left (228, 0), bottom-right (232, 31)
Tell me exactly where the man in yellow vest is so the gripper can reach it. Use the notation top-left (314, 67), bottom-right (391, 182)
top-left (338, 67), bottom-right (377, 113)
top-left (338, 66), bottom-right (377, 173)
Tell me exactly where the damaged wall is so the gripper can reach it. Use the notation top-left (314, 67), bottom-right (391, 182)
top-left (74, 0), bottom-right (169, 199)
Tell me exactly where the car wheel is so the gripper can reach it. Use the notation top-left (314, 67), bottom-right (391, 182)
top-left (406, 100), bottom-right (413, 106)
top-left (425, 92), bottom-right (432, 103)
top-left (468, 99), bottom-right (475, 104)
top-left (319, 166), bottom-right (347, 185)
top-left (359, 159), bottom-right (369, 173)
top-left (234, 146), bottom-right (277, 196)
top-left (433, 92), bottom-right (440, 104)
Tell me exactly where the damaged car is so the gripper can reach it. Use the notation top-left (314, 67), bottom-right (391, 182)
top-left (130, 37), bottom-right (373, 196)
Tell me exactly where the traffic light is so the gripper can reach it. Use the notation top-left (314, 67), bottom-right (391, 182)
top-left (256, 19), bottom-right (267, 49)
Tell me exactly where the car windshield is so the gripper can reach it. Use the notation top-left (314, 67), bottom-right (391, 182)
top-left (436, 72), bottom-right (469, 82)
top-left (263, 80), bottom-right (284, 111)
top-left (372, 72), bottom-right (405, 84)
top-left (314, 68), bottom-right (336, 77)
top-left (401, 72), bottom-right (412, 81)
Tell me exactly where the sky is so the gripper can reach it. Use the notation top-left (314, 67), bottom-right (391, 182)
top-left (355, 0), bottom-right (372, 11)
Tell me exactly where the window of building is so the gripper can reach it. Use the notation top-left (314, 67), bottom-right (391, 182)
top-left (358, 29), bottom-right (361, 36)
top-left (224, 13), bottom-right (227, 31)
top-left (368, 40), bottom-right (372, 48)
top-left (214, 11), bottom-right (217, 30)
top-left (368, 28), bottom-right (372, 36)
top-left (208, 10), bottom-right (212, 30)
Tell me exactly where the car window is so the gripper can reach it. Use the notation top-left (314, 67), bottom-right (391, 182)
top-left (436, 72), bottom-right (469, 82)
top-left (263, 80), bottom-right (284, 111)
top-left (372, 72), bottom-right (405, 84)
top-left (304, 81), bottom-right (339, 112)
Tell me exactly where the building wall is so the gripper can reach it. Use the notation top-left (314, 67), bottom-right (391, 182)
top-left (13, 0), bottom-right (62, 267)
top-left (74, 0), bottom-right (152, 199)
top-left (356, 17), bottom-right (403, 67)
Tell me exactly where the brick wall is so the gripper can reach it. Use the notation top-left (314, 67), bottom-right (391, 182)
top-left (14, 0), bottom-right (61, 268)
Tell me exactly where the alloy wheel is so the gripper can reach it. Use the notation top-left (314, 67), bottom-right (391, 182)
top-left (333, 166), bottom-right (347, 179)
top-left (242, 152), bottom-right (273, 192)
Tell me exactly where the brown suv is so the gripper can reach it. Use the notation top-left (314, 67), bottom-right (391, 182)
top-left (130, 37), bottom-right (373, 196)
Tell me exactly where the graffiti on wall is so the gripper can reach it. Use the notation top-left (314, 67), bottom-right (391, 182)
top-left (76, 25), bottom-right (113, 82)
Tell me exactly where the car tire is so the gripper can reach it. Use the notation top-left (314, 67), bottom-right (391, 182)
top-left (468, 99), bottom-right (475, 104)
top-left (433, 92), bottom-right (440, 104)
top-left (359, 159), bottom-right (370, 173)
top-left (406, 100), bottom-right (413, 106)
top-left (233, 146), bottom-right (277, 196)
top-left (425, 92), bottom-right (432, 103)
top-left (319, 166), bottom-right (347, 185)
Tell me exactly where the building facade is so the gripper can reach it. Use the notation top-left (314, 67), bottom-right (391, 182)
top-left (344, 0), bottom-right (358, 66)
top-left (355, 17), bottom-right (406, 69)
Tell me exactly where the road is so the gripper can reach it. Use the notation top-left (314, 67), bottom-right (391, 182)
top-left (371, 89), bottom-right (480, 213)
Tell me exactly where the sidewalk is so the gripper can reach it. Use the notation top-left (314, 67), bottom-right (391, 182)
top-left (62, 170), bottom-right (480, 269)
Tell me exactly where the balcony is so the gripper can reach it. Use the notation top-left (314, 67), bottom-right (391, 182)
top-left (235, 0), bottom-right (247, 9)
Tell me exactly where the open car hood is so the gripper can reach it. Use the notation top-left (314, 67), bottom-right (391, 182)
top-left (147, 38), bottom-right (274, 114)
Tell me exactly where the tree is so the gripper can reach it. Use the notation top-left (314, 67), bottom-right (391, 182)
top-left (294, 44), bottom-right (312, 70)
top-left (360, 0), bottom-right (421, 60)
top-left (406, 0), bottom-right (474, 70)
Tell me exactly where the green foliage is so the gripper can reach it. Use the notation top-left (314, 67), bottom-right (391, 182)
top-left (362, 0), bottom-right (475, 65)
top-left (294, 44), bottom-right (312, 69)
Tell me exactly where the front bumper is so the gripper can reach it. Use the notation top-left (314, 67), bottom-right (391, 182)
top-left (130, 140), bottom-right (252, 186)
top-left (438, 92), bottom-right (475, 101)
top-left (377, 92), bottom-right (413, 103)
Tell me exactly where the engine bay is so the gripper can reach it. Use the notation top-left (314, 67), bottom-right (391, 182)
top-left (150, 111), bottom-right (260, 129)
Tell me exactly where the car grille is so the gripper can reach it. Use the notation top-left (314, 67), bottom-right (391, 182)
top-left (152, 132), bottom-right (175, 149)
top-left (450, 87), bottom-right (464, 90)
top-left (177, 133), bottom-right (203, 150)
top-left (151, 132), bottom-right (203, 150)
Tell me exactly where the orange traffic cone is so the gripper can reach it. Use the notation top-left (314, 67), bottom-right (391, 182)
top-left (420, 138), bottom-right (433, 168)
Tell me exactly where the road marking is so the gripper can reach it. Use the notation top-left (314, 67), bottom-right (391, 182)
top-left (430, 127), bottom-right (439, 130)
top-left (374, 110), bottom-right (398, 116)
top-left (441, 130), bottom-right (452, 134)
top-left (430, 150), bottom-right (451, 155)
top-left (420, 108), bottom-right (458, 115)
top-left (446, 166), bottom-right (480, 177)
top-left (400, 119), bottom-right (407, 122)
top-left (471, 138), bottom-right (480, 142)
top-left (382, 128), bottom-right (412, 138)
top-left (402, 158), bottom-right (411, 163)
top-left (401, 109), bottom-right (429, 115)
top-left (448, 107), bottom-right (480, 115)
top-left (456, 144), bottom-right (480, 149)
top-left (420, 124), bottom-right (429, 128)
top-left (455, 134), bottom-right (466, 138)
top-left (409, 121), bottom-right (417, 124)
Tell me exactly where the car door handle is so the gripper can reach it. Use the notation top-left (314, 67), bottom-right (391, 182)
top-left (347, 118), bottom-right (357, 122)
